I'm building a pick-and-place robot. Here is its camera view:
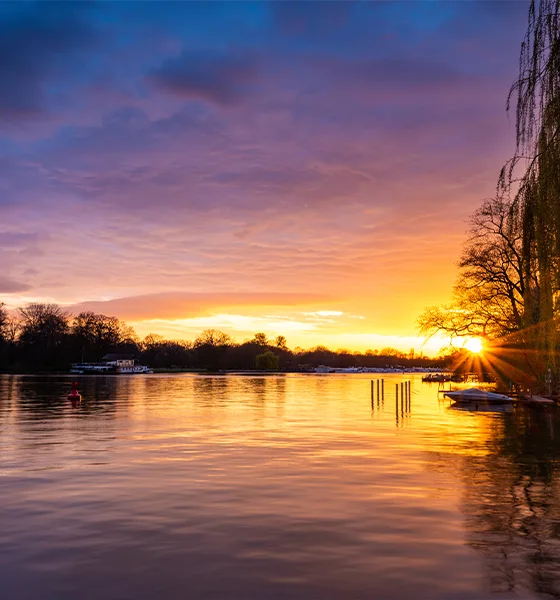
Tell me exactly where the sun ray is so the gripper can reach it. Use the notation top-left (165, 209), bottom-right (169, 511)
top-left (464, 338), bottom-right (483, 354)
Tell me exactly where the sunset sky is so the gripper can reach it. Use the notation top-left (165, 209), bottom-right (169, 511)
top-left (1, 1), bottom-right (529, 353)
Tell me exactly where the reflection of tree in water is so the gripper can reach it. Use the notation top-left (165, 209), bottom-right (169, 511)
top-left (459, 408), bottom-right (560, 598)
top-left (12, 376), bottom-right (120, 419)
top-left (192, 375), bottom-right (231, 405)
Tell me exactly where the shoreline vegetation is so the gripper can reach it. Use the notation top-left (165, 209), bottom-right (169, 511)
top-left (418, 0), bottom-right (560, 394)
top-left (0, 302), bottom-right (451, 374)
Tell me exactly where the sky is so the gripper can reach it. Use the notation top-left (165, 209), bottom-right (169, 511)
top-left (0, 0), bottom-right (530, 353)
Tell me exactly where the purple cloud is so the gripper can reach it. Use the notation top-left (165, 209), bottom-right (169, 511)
top-left (70, 291), bottom-right (331, 321)
top-left (0, 2), bottom-right (98, 123)
top-left (271, 1), bottom-right (356, 36)
top-left (148, 50), bottom-right (259, 106)
top-left (0, 276), bottom-right (30, 293)
top-left (0, 1), bottom-right (534, 342)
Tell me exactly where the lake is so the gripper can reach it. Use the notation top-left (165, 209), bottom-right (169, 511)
top-left (1, 373), bottom-right (560, 599)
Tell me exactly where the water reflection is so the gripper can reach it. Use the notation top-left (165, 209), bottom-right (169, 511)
top-left (450, 401), bottom-right (515, 414)
top-left (456, 407), bottom-right (560, 598)
top-left (2, 373), bottom-right (560, 599)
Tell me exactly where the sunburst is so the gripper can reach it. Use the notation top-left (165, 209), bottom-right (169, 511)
top-left (465, 338), bottom-right (483, 354)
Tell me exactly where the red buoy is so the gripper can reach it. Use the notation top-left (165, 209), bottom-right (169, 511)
top-left (67, 381), bottom-right (82, 402)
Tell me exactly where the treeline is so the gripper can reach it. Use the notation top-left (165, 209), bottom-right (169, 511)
top-left (419, 1), bottom-right (560, 389)
top-left (0, 302), bottom-right (446, 372)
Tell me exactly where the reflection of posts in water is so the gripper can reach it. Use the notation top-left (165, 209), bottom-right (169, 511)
top-left (395, 380), bottom-right (412, 426)
top-left (395, 384), bottom-right (399, 424)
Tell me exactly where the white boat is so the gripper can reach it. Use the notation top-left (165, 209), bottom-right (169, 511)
top-left (70, 363), bottom-right (113, 374)
top-left (115, 364), bottom-right (153, 374)
top-left (70, 358), bottom-right (152, 375)
top-left (444, 388), bottom-right (513, 404)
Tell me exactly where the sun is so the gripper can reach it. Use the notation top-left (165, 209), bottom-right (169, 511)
top-left (464, 337), bottom-right (483, 354)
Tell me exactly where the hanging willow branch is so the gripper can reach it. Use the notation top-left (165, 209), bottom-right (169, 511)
top-left (503, 0), bottom-right (560, 360)
top-left (508, 0), bottom-right (560, 154)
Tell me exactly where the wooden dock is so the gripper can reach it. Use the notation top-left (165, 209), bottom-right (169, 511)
top-left (519, 394), bottom-right (556, 405)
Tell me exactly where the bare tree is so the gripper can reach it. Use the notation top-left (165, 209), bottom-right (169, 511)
top-left (194, 329), bottom-right (232, 348)
top-left (0, 303), bottom-right (7, 342)
top-left (18, 303), bottom-right (69, 345)
top-left (419, 197), bottom-right (526, 341)
top-left (275, 335), bottom-right (288, 350)
top-left (252, 332), bottom-right (268, 346)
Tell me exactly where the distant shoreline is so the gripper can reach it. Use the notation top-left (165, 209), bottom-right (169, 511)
top-left (0, 367), bottom-right (443, 376)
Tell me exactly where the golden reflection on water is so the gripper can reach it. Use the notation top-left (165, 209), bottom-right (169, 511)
top-left (1, 373), bottom-right (559, 599)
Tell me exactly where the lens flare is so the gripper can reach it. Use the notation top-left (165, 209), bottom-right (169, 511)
top-left (464, 337), bottom-right (483, 354)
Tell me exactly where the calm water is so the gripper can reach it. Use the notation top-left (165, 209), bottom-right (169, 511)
top-left (1, 373), bottom-right (560, 600)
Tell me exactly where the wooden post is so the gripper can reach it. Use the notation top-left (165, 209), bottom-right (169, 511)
top-left (377, 379), bottom-right (380, 401)
top-left (371, 380), bottom-right (374, 407)
top-left (408, 381), bottom-right (411, 410)
top-left (404, 381), bottom-right (408, 409)
top-left (382, 379), bottom-right (384, 400)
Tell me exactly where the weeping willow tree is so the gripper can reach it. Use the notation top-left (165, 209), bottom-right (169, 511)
top-left (419, 2), bottom-right (560, 388)
top-left (503, 0), bottom-right (560, 377)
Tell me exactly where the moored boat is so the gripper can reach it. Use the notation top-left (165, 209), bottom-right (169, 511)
top-left (422, 373), bottom-right (445, 382)
top-left (70, 355), bottom-right (152, 374)
top-left (444, 388), bottom-right (513, 404)
top-left (70, 363), bottom-right (113, 374)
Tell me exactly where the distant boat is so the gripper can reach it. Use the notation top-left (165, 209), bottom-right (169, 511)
top-left (444, 388), bottom-right (513, 404)
top-left (422, 373), bottom-right (446, 382)
top-left (71, 355), bottom-right (152, 375)
top-left (314, 366), bottom-right (364, 373)
top-left (71, 362), bottom-right (153, 374)
top-left (70, 363), bottom-right (113, 374)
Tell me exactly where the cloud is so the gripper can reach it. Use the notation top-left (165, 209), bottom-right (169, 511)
top-left (0, 277), bottom-right (31, 293)
top-left (69, 291), bottom-right (332, 321)
top-left (0, 231), bottom-right (42, 247)
top-left (304, 311), bottom-right (344, 317)
top-left (148, 50), bottom-right (259, 106)
top-left (0, 1), bottom-right (533, 346)
top-left (346, 57), bottom-right (463, 91)
top-left (0, 2), bottom-right (98, 122)
top-left (270, 1), bottom-right (357, 36)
